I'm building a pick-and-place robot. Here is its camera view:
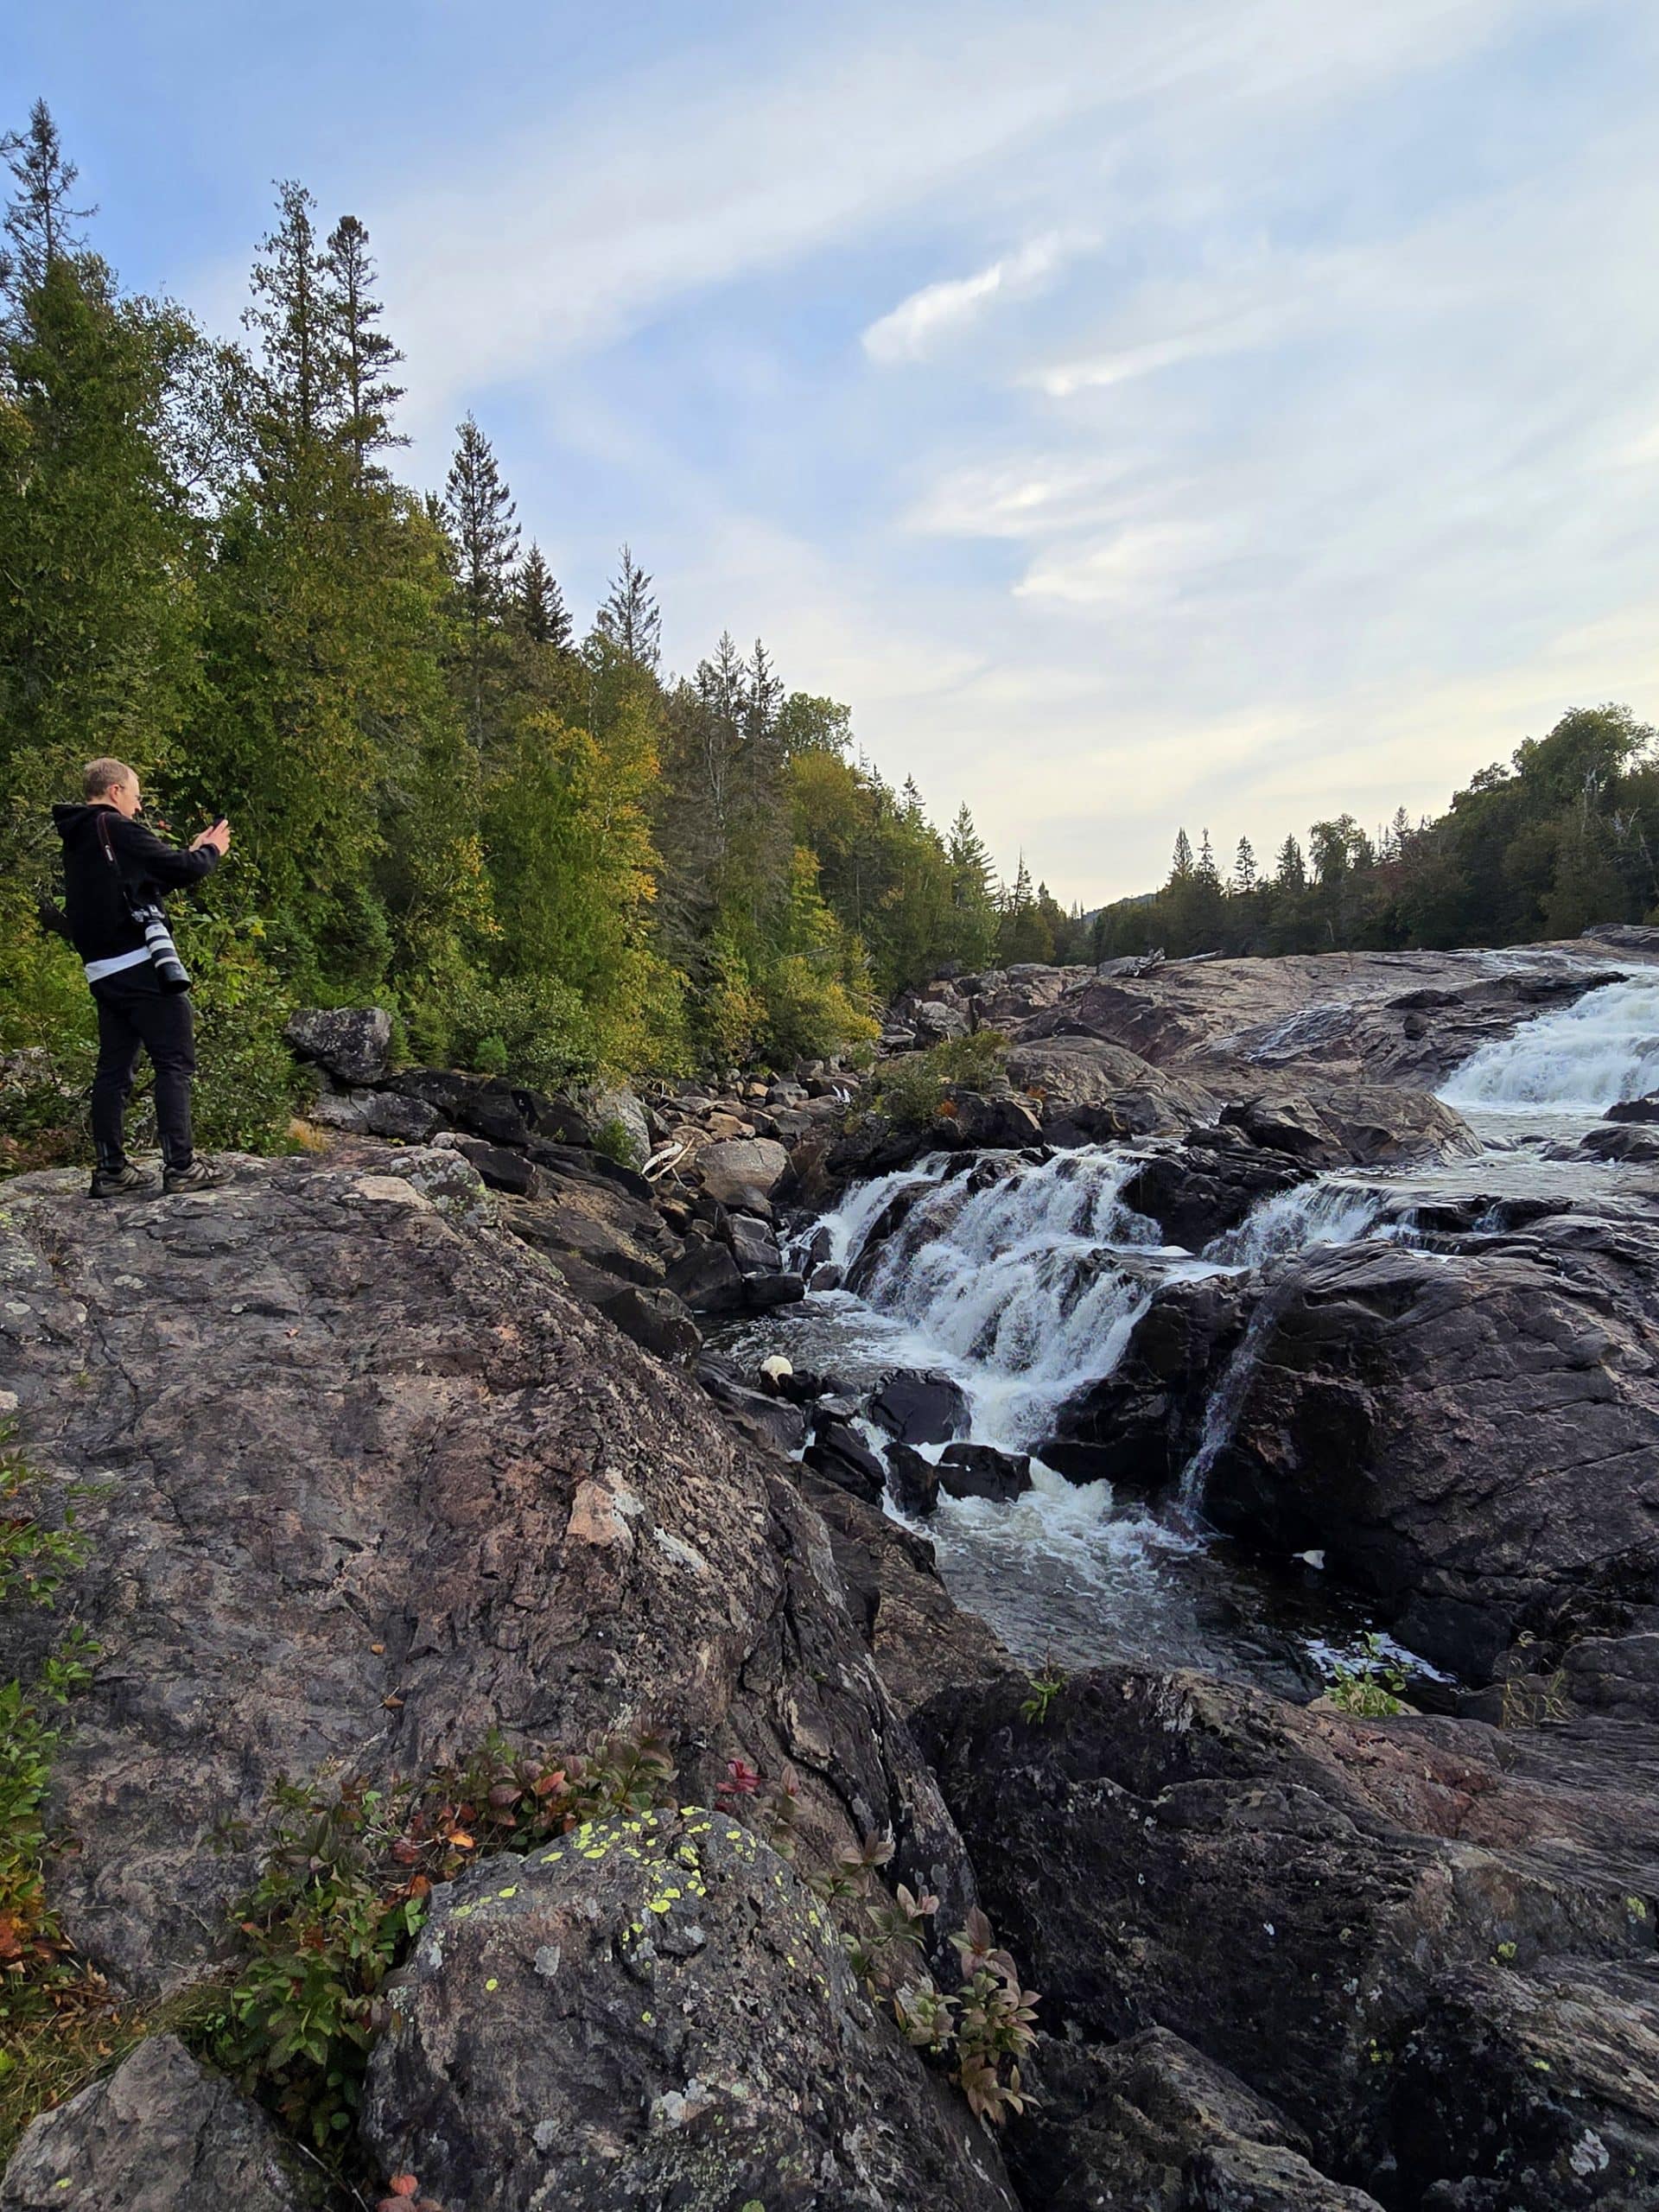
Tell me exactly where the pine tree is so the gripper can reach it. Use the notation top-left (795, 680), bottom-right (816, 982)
top-left (945, 803), bottom-right (1000, 969)
top-left (1274, 835), bottom-right (1306, 891)
top-left (1232, 835), bottom-right (1257, 893)
top-left (513, 542), bottom-right (572, 648)
top-left (1196, 830), bottom-right (1222, 890)
top-left (324, 214), bottom-right (404, 489)
top-left (1168, 829), bottom-right (1195, 882)
top-left (594, 543), bottom-right (661, 671)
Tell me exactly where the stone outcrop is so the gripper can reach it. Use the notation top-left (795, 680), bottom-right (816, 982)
top-left (922, 1664), bottom-right (1659, 2212)
top-left (1191, 1229), bottom-right (1659, 1680)
top-left (0, 1154), bottom-right (969, 1999)
top-left (362, 1808), bottom-right (1017, 2212)
top-left (0, 2035), bottom-right (310, 2211)
top-left (284, 1003), bottom-right (392, 1086)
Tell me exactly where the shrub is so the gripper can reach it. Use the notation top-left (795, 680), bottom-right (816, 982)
top-left (874, 1029), bottom-right (1007, 1128)
top-left (209, 1730), bottom-right (677, 2156)
top-left (442, 974), bottom-right (601, 1091)
top-left (1326, 1634), bottom-right (1408, 1717)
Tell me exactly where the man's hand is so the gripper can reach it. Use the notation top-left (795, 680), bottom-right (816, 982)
top-left (191, 818), bottom-right (232, 856)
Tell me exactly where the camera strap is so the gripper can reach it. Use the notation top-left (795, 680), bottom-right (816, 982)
top-left (85, 808), bottom-right (158, 983)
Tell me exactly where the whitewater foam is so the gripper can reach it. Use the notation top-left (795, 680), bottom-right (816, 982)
top-left (1440, 972), bottom-right (1659, 1115)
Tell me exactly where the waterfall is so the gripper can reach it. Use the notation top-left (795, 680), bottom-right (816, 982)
top-left (1439, 973), bottom-right (1659, 1115)
top-left (1205, 1180), bottom-right (1383, 1266)
top-left (819, 1145), bottom-right (1191, 1449)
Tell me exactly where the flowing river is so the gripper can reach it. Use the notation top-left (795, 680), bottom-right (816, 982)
top-left (724, 972), bottom-right (1659, 1695)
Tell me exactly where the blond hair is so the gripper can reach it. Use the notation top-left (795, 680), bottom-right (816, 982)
top-left (82, 758), bottom-right (135, 801)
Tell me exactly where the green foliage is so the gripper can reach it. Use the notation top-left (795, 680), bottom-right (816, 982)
top-left (175, 912), bottom-right (302, 1153)
top-left (441, 972), bottom-right (602, 1090)
top-left (1325, 1634), bottom-right (1408, 1718)
top-left (1019, 1660), bottom-right (1066, 1727)
top-left (210, 1730), bottom-right (678, 2155)
top-left (874, 1030), bottom-right (1008, 1128)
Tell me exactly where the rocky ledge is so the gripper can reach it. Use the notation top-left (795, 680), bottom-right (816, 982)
top-left (3, 1142), bottom-right (1659, 2208)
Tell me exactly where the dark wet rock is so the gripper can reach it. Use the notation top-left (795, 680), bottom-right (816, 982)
top-left (308, 1085), bottom-right (442, 1143)
top-left (727, 1209), bottom-right (784, 1274)
top-left (922, 1664), bottom-right (1659, 2212)
top-left (810, 1261), bottom-right (845, 1291)
top-left (1120, 1134), bottom-right (1309, 1248)
top-left (887, 1440), bottom-right (942, 1517)
top-left (1605, 1092), bottom-right (1659, 1123)
top-left (1013, 2030), bottom-right (1384, 2212)
top-left (583, 1281), bottom-right (702, 1366)
top-left (1192, 1233), bottom-right (1659, 1680)
top-left (804, 1415), bottom-right (888, 1505)
top-left (665, 1236), bottom-right (747, 1313)
top-left (871, 1368), bottom-right (970, 1447)
top-left (938, 1442), bottom-right (1032, 1503)
top-left (742, 1269), bottom-right (807, 1311)
top-left (1044, 1273), bottom-right (1247, 1491)
top-left (284, 1003), bottom-right (391, 1085)
top-left (0, 1154), bottom-right (969, 1998)
top-left (388, 1068), bottom-right (536, 1147)
top-left (799, 1471), bottom-right (1006, 1724)
top-left (944, 1089), bottom-right (1046, 1149)
top-left (361, 1808), bottom-right (1017, 2212)
top-left (0, 2034), bottom-right (310, 2210)
top-left (455, 1137), bottom-right (544, 1195)
top-left (696, 1359), bottom-right (808, 1457)
top-left (1564, 1630), bottom-right (1659, 1722)
top-left (1569, 1122), bottom-right (1659, 1166)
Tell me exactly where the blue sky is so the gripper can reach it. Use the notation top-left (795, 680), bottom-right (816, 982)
top-left (10, 0), bottom-right (1659, 902)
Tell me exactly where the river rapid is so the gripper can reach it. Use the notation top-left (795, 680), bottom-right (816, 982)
top-left (723, 971), bottom-right (1659, 1698)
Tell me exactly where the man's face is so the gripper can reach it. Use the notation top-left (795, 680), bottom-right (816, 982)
top-left (106, 775), bottom-right (142, 819)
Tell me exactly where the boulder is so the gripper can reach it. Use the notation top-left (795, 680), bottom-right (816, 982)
top-left (1006, 1036), bottom-right (1222, 1141)
top-left (283, 1004), bottom-right (391, 1085)
top-left (727, 1209), bottom-right (784, 1276)
top-left (578, 1081), bottom-right (652, 1165)
top-left (887, 1440), bottom-right (942, 1518)
top-left (389, 1069), bottom-right (534, 1148)
top-left (921, 1664), bottom-right (1659, 2212)
top-left (695, 1135), bottom-right (790, 1205)
top-left (1606, 1093), bottom-right (1659, 1124)
top-left (1191, 1231), bottom-right (1659, 1679)
top-left (361, 1809), bottom-right (1016, 2212)
top-left (0, 2034), bottom-right (308, 2210)
top-left (914, 998), bottom-right (970, 1042)
top-left (938, 1442), bottom-right (1032, 1503)
top-left (0, 1154), bottom-right (971, 1997)
top-left (1013, 2031), bottom-right (1384, 2212)
top-left (1043, 1272), bottom-right (1247, 1491)
top-left (804, 1415), bottom-right (889, 1505)
top-left (871, 1369), bottom-right (970, 1447)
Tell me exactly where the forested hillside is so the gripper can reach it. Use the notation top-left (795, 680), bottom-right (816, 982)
top-left (0, 102), bottom-right (1039, 1129)
top-left (1090, 701), bottom-right (1659, 963)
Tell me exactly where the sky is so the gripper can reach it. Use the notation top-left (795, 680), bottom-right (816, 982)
top-left (9, 0), bottom-right (1659, 904)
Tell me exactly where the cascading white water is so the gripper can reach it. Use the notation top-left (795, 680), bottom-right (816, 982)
top-left (817, 1146), bottom-right (1196, 1449)
top-left (1204, 1181), bottom-right (1384, 1266)
top-left (1439, 972), bottom-right (1659, 1115)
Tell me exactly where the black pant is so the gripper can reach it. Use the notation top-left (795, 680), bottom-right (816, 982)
top-left (90, 969), bottom-right (196, 1169)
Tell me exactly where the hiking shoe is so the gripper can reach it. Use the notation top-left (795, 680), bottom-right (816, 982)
top-left (162, 1157), bottom-right (224, 1195)
top-left (89, 1161), bottom-right (156, 1200)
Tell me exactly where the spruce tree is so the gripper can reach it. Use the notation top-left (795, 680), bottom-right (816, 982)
top-left (443, 412), bottom-right (519, 747)
top-left (513, 542), bottom-right (572, 648)
top-left (1232, 835), bottom-right (1257, 893)
top-left (594, 543), bottom-right (661, 671)
top-left (0, 99), bottom-right (93, 300)
top-left (1169, 829), bottom-right (1195, 881)
top-left (324, 214), bottom-right (404, 489)
top-left (1274, 835), bottom-right (1306, 890)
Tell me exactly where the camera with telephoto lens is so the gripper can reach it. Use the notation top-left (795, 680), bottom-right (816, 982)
top-left (128, 900), bottom-right (191, 992)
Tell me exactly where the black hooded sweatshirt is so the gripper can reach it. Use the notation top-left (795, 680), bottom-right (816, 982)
top-left (52, 804), bottom-right (221, 968)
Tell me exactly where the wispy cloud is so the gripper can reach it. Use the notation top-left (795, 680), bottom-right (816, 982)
top-left (862, 232), bottom-right (1085, 364)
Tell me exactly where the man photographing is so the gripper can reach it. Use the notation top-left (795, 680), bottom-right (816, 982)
top-left (54, 760), bottom-right (232, 1198)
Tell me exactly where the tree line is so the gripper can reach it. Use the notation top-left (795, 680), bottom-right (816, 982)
top-left (0, 101), bottom-right (1059, 1097)
top-left (1085, 702), bottom-right (1659, 964)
